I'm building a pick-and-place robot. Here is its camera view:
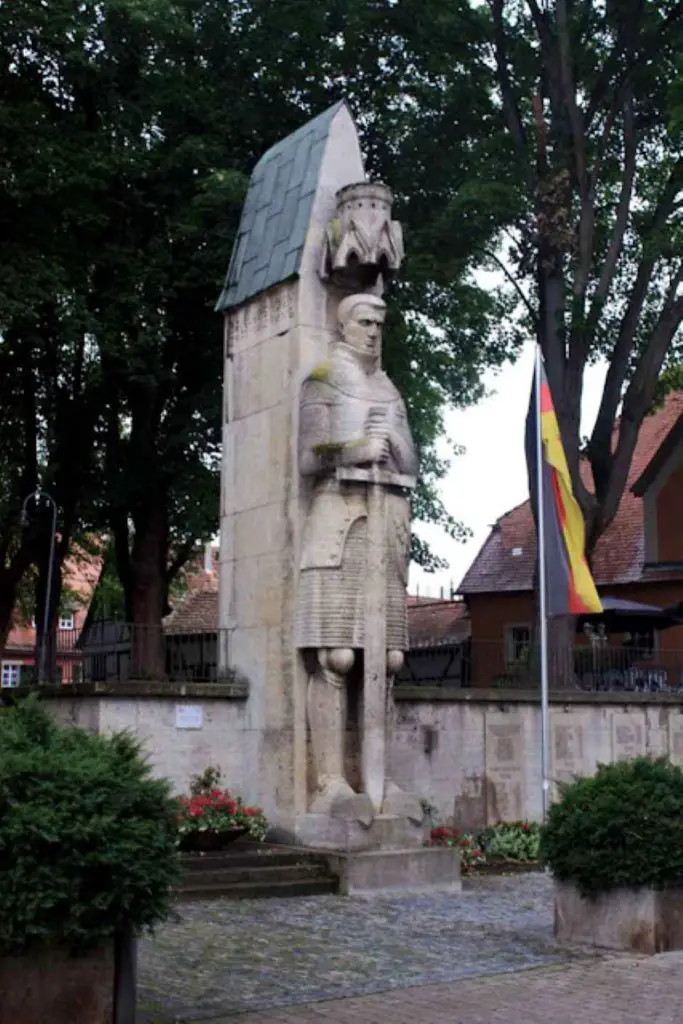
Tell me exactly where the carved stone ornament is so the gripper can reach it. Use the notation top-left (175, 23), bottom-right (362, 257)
top-left (320, 182), bottom-right (404, 294)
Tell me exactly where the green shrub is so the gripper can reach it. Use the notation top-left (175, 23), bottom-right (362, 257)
top-left (0, 698), bottom-right (181, 956)
top-left (479, 820), bottom-right (541, 862)
top-left (541, 756), bottom-right (683, 897)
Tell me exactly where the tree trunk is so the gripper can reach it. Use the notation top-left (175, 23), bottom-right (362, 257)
top-left (129, 499), bottom-right (168, 679)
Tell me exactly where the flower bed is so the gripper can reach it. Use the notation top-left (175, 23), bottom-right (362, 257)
top-left (177, 766), bottom-right (268, 851)
top-left (426, 819), bottom-right (541, 873)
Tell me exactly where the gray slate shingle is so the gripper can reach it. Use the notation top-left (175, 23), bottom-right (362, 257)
top-left (216, 101), bottom-right (347, 312)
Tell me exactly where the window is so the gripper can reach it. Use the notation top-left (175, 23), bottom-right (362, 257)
top-left (1, 662), bottom-right (21, 688)
top-left (505, 624), bottom-right (532, 666)
top-left (59, 613), bottom-right (75, 631)
top-left (625, 628), bottom-right (656, 661)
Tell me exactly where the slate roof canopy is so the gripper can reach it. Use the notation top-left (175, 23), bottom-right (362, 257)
top-left (216, 100), bottom-right (348, 312)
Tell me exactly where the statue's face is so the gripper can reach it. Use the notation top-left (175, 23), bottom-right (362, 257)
top-left (341, 303), bottom-right (385, 357)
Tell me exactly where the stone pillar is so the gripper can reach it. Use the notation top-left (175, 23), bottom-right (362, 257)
top-left (218, 102), bottom-right (365, 834)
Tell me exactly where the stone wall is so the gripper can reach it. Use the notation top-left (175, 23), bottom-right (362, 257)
top-left (37, 684), bottom-right (683, 830)
top-left (390, 688), bottom-right (683, 830)
top-left (41, 683), bottom-right (252, 799)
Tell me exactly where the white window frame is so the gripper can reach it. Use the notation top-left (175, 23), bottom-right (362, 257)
top-left (58, 613), bottom-right (75, 631)
top-left (1, 661), bottom-right (22, 688)
top-left (505, 623), bottom-right (533, 667)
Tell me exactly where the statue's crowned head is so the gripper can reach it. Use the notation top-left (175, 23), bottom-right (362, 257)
top-left (337, 293), bottom-right (386, 364)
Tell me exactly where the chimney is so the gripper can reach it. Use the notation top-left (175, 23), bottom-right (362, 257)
top-left (203, 543), bottom-right (213, 574)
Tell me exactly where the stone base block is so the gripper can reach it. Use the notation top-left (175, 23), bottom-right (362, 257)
top-left (295, 813), bottom-right (425, 852)
top-left (326, 846), bottom-right (461, 896)
top-left (554, 881), bottom-right (683, 954)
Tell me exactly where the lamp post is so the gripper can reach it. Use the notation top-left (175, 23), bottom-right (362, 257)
top-left (20, 490), bottom-right (58, 684)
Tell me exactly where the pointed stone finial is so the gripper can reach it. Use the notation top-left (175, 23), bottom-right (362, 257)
top-left (320, 182), bottom-right (404, 295)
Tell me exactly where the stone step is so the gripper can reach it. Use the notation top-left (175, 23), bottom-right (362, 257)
top-left (176, 875), bottom-right (339, 902)
top-left (183, 845), bottom-right (329, 873)
top-left (182, 862), bottom-right (331, 887)
top-left (177, 843), bottom-right (340, 900)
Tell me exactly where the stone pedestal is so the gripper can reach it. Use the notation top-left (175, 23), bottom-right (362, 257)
top-left (329, 847), bottom-right (462, 896)
top-left (296, 812), bottom-right (424, 852)
top-left (297, 813), bottom-right (461, 895)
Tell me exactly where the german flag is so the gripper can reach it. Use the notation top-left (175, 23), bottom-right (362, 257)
top-left (525, 355), bottom-right (602, 617)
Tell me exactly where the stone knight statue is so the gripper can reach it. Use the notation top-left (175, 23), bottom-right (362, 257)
top-left (295, 292), bottom-right (419, 821)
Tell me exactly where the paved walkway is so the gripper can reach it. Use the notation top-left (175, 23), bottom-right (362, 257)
top-left (138, 873), bottom-right (683, 1022)
top-left (138, 875), bottom-right (593, 1021)
top-left (229, 953), bottom-right (683, 1023)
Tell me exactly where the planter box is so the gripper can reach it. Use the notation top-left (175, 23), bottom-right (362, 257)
top-left (554, 880), bottom-right (683, 954)
top-left (0, 930), bottom-right (136, 1024)
top-left (0, 943), bottom-right (114, 1024)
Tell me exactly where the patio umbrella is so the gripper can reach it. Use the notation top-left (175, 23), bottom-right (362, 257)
top-left (576, 596), bottom-right (683, 634)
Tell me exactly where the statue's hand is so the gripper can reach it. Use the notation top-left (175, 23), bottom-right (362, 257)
top-left (366, 411), bottom-right (390, 463)
top-left (365, 436), bottom-right (390, 463)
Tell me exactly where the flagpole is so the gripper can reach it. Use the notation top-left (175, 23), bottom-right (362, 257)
top-left (535, 343), bottom-right (551, 822)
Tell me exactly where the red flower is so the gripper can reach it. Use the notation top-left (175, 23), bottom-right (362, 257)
top-left (244, 807), bottom-right (260, 817)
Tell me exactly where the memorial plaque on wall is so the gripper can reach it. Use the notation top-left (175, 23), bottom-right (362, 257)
top-left (550, 713), bottom-right (586, 800)
top-left (611, 713), bottom-right (645, 761)
top-left (484, 714), bottom-right (525, 823)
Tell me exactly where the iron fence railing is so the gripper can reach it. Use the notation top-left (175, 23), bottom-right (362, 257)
top-left (398, 639), bottom-right (683, 693)
top-left (4, 625), bottom-right (683, 693)
top-left (2, 622), bottom-right (222, 685)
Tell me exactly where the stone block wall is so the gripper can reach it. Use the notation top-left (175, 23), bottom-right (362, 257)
top-left (390, 688), bottom-right (683, 829)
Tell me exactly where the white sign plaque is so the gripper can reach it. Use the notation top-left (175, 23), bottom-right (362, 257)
top-left (175, 704), bottom-right (203, 730)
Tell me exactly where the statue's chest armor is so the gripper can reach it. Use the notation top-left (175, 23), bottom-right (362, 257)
top-left (329, 372), bottom-right (403, 445)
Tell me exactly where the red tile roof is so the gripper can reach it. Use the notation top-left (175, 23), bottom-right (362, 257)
top-left (164, 575), bottom-right (218, 634)
top-left (407, 597), bottom-right (470, 647)
top-left (459, 392), bottom-right (683, 595)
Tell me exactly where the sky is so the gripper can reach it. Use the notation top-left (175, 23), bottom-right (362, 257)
top-left (408, 341), bottom-right (609, 597)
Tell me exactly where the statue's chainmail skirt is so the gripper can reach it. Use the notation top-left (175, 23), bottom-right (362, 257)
top-left (295, 491), bottom-right (410, 651)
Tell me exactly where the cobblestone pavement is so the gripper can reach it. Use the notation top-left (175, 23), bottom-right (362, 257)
top-left (138, 874), bottom-right (601, 1022)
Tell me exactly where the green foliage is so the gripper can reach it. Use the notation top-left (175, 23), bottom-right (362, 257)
top-left (0, 698), bottom-right (181, 955)
top-left (427, 825), bottom-right (486, 870)
top-left (479, 820), bottom-right (541, 863)
top-left (484, 0), bottom-right (683, 550)
top-left (0, 0), bottom-right (521, 637)
top-left (541, 758), bottom-right (683, 897)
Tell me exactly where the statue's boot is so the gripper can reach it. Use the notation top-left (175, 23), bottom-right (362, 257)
top-left (310, 777), bottom-right (374, 825)
top-left (381, 779), bottom-right (424, 824)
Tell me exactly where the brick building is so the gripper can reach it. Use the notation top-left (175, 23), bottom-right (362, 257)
top-left (459, 392), bottom-right (683, 688)
top-left (1, 548), bottom-right (101, 687)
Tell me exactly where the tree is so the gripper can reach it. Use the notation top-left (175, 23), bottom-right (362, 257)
top-left (1, 0), bottom-right (523, 671)
top-left (487, 0), bottom-right (683, 555)
top-left (0, 0), bottom-right (107, 658)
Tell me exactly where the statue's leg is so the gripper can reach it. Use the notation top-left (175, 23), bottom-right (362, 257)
top-left (308, 648), bottom-right (354, 811)
top-left (381, 649), bottom-right (424, 823)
